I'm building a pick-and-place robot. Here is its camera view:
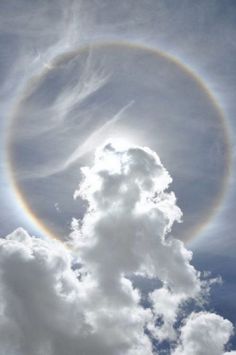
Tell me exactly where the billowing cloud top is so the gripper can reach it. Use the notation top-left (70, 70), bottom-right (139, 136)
top-left (0, 142), bottom-right (234, 354)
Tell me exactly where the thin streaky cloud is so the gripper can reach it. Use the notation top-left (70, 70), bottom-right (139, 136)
top-left (32, 100), bottom-right (135, 179)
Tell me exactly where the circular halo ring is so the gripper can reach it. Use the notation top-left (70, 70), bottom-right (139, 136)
top-left (5, 41), bottom-right (232, 244)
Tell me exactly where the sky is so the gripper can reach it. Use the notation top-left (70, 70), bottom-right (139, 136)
top-left (0, 1), bottom-right (236, 354)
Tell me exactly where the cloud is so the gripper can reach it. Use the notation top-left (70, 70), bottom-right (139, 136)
top-left (173, 312), bottom-right (235, 355)
top-left (72, 142), bottom-right (198, 293)
top-left (60, 100), bottom-right (135, 172)
top-left (11, 49), bottom-right (112, 180)
top-left (25, 48), bottom-right (110, 140)
top-left (148, 287), bottom-right (188, 341)
top-left (33, 100), bottom-right (135, 179)
top-left (0, 227), bottom-right (152, 355)
top-left (0, 142), bottom-right (235, 354)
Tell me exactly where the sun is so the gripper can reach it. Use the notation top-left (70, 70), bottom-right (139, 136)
top-left (104, 137), bottom-right (136, 150)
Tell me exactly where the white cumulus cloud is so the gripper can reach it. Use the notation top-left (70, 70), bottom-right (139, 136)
top-left (173, 312), bottom-right (235, 355)
top-left (0, 142), bottom-right (235, 354)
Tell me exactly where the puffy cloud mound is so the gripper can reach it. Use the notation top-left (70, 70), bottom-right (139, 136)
top-left (0, 227), bottom-right (152, 355)
top-left (0, 141), bottom-right (235, 354)
top-left (173, 312), bottom-right (235, 355)
top-left (71, 142), bottom-right (202, 342)
top-left (73, 143), bottom-right (200, 294)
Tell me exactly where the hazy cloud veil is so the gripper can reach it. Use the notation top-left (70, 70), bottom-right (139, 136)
top-left (0, 142), bottom-right (235, 354)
